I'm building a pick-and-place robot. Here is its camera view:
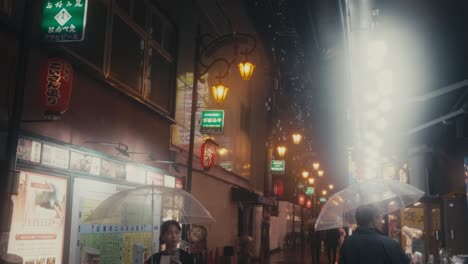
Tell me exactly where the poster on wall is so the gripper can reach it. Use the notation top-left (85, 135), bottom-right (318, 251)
top-left (69, 178), bottom-right (162, 264)
top-left (8, 171), bottom-right (68, 264)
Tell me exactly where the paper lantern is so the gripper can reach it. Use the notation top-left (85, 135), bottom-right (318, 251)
top-left (273, 180), bottom-right (284, 196)
top-left (200, 139), bottom-right (216, 171)
top-left (39, 58), bottom-right (73, 120)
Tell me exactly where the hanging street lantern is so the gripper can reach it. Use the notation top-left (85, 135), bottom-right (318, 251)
top-left (273, 180), bottom-right (284, 196)
top-left (308, 177), bottom-right (315, 185)
top-left (292, 133), bottom-right (302, 144)
top-left (238, 61), bottom-right (255, 80)
top-left (277, 146), bottom-right (287, 158)
top-left (298, 194), bottom-right (306, 206)
top-left (306, 199), bottom-right (312, 209)
top-left (318, 170), bottom-right (324, 177)
top-left (200, 139), bottom-right (217, 171)
top-left (302, 170), bottom-right (309, 179)
top-left (211, 83), bottom-right (229, 103)
top-left (322, 190), bottom-right (327, 196)
top-left (312, 162), bottom-right (320, 171)
top-left (329, 184), bottom-right (334, 190)
top-left (39, 57), bottom-right (74, 120)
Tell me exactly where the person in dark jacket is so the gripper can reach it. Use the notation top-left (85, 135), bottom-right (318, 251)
top-left (309, 226), bottom-right (322, 264)
top-left (339, 205), bottom-right (410, 264)
top-left (325, 228), bottom-right (340, 264)
top-left (146, 220), bottom-right (194, 264)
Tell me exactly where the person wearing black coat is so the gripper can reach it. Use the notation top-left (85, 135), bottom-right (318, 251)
top-left (146, 220), bottom-right (194, 264)
top-left (339, 205), bottom-right (410, 264)
top-left (325, 228), bottom-right (340, 264)
top-left (309, 226), bottom-right (322, 264)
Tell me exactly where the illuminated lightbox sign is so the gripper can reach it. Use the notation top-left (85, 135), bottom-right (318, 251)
top-left (200, 110), bottom-right (224, 134)
top-left (270, 160), bottom-right (285, 174)
top-left (41, 0), bottom-right (88, 42)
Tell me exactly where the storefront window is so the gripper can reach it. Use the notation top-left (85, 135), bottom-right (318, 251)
top-left (68, 0), bottom-right (107, 69)
top-left (110, 15), bottom-right (145, 92)
top-left (146, 47), bottom-right (173, 112)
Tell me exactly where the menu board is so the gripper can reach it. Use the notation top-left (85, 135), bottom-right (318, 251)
top-left (42, 144), bottom-right (70, 169)
top-left (70, 152), bottom-right (101, 175)
top-left (70, 178), bottom-right (162, 264)
top-left (17, 138), bottom-right (42, 163)
top-left (400, 208), bottom-right (424, 256)
top-left (8, 171), bottom-right (68, 263)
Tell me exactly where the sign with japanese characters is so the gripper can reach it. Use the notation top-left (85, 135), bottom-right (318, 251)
top-left (270, 160), bottom-right (285, 174)
top-left (200, 110), bottom-right (224, 134)
top-left (41, 0), bottom-right (88, 42)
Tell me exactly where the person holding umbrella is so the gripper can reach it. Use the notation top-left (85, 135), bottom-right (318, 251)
top-left (146, 220), bottom-right (194, 264)
top-left (339, 205), bottom-right (410, 264)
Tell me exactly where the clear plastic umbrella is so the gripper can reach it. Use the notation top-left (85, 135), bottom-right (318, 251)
top-left (86, 185), bottom-right (215, 225)
top-left (315, 179), bottom-right (424, 231)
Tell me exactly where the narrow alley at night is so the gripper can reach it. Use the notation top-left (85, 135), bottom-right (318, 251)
top-left (0, 0), bottom-right (467, 263)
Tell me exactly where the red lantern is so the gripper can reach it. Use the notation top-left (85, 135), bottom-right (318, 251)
top-left (39, 58), bottom-right (74, 120)
top-left (298, 194), bottom-right (305, 206)
top-left (175, 178), bottom-right (184, 189)
top-left (273, 180), bottom-right (284, 196)
top-left (306, 199), bottom-right (312, 208)
top-left (200, 139), bottom-right (217, 171)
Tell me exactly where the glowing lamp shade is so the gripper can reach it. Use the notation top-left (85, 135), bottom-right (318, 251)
top-left (238, 61), bottom-right (255, 80)
top-left (276, 146), bottom-right (287, 158)
top-left (312, 162), bottom-right (320, 171)
top-left (318, 170), bottom-right (324, 177)
top-left (212, 84), bottom-right (229, 103)
top-left (308, 178), bottom-right (315, 185)
top-left (298, 194), bottom-right (305, 206)
top-left (292, 133), bottom-right (302, 144)
top-left (302, 170), bottom-right (309, 179)
top-left (328, 184), bottom-right (334, 190)
top-left (306, 199), bottom-right (312, 209)
top-left (322, 190), bottom-right (327, 196)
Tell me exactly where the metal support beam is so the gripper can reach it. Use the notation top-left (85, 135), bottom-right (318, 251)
top-left (406, 108), bottom-right (466, 135)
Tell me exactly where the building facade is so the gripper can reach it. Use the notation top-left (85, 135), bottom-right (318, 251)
top-left (0, 0), bottom-right (273, 262)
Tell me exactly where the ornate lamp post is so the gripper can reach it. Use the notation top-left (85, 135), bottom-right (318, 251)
top-left (186, 25), bottom-right (256, 192)
top-left (185, 23), bottom-right (257, 260)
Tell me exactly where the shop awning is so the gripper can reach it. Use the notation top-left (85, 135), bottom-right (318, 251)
top-left (231, 187), bottom-right (277, 206)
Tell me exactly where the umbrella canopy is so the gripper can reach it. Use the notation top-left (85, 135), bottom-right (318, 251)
top-left (315, 179), bottom-right (424, 231)
top-left (86, 185), bottom-right (215, 225)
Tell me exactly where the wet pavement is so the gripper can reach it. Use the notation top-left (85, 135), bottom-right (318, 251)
top-left (270, 246), bottom-right (333, 264)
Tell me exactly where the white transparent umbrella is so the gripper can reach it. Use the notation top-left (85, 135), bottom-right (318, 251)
top-left (86, 185), bottom-right (215, 225)
top-left (315, 179), bottom-right (424, 231)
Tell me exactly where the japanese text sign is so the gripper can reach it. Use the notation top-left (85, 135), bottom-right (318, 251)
top-left (41, 0), bottom-right (88, 42)
top-left (200, 110), bottom-right (224, 134)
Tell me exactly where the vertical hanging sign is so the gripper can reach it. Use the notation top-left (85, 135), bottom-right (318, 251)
top-left (39, 58), bottom-right (74, 120)
top-left (41, 0), bottom-right (88, 42)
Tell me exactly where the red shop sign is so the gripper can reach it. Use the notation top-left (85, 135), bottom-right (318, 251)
top-left (298, 194), bottom-right (305, 206)
top-left (200, 139), bottom-right (217, 171)
top-left (39, 58), bottom-right (74, 119)
top-left (273, 180), bottom-right (283, 196)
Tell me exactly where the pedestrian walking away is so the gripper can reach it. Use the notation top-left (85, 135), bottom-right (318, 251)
top-left (339, 205), bottom-right (410, 264)
top-left (325, 228), bottom-right (340, 264)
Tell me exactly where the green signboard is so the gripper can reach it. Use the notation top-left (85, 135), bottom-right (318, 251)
top-left (41, 0), bottom-right (88, 42)
top-left (306, 187), bottom-right (315, 196)
top-left (320, 197), bottom-right (327, 203)
top-left (200, 110), bottom-right (224, 134)
top-left (270, 160), bottom-right (285, 174)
